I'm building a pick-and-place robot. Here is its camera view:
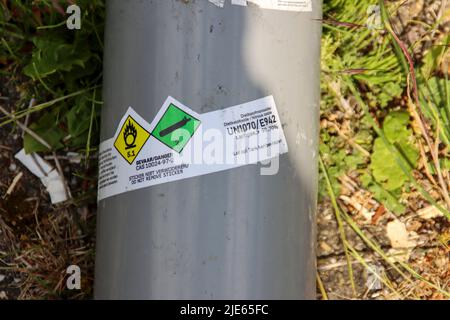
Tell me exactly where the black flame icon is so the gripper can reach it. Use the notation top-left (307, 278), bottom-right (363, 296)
top-left (123, 120), bottom-right (137, 149)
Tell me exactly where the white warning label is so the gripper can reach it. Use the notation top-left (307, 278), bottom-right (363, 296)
top-left (210, 0), bottom-right (312, 12)
top-left (248, 0), bottom-right (312, 12)
top-left (97, 96), bottom-right (289, 201)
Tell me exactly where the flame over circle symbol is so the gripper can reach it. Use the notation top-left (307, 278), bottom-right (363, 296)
top-left (123, 120), bottom-right (137, 149)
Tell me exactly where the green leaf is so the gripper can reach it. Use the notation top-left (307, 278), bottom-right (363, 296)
top-left (23, 33), bottom-right (92, 80)
top-left (66, 95), bottom-right (90, 137)
top-left (370, 111), bottom-right (419, 191)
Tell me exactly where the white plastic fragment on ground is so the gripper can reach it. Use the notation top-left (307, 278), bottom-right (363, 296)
top-left (209, 0), bottom-right (312, 12)
top-left (15, 149), bottom-right (52, 178)
top-left (14, 149), bottom-right (68, 204)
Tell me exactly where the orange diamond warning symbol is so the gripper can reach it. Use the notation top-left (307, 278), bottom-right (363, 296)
top-left (114, 116), bottom-right (150, 164)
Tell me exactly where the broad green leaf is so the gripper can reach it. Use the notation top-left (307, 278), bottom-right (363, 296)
top-left (23, 33), bottom-right (91, 80)
top-left (370, 111), bottom-right (419, 191)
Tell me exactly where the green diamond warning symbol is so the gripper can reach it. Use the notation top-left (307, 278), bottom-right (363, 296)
top-left (152, 104), bottom-right (201, 153)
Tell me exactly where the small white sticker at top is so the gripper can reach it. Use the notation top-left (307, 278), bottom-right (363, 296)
top-left (247, 0), bottom-right (312, 12)
top-left (209, 0), bottom-right (313, 12)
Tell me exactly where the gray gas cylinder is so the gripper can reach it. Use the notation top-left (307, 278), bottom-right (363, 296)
top-left (95, 0), bottom-right (322, 299)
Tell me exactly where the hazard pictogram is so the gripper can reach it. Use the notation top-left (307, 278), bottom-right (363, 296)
top-left (114, 116), bottom-right (150, 164)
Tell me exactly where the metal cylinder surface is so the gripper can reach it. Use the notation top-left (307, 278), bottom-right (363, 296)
top-left (95, 0), bottom-right (322, 299)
